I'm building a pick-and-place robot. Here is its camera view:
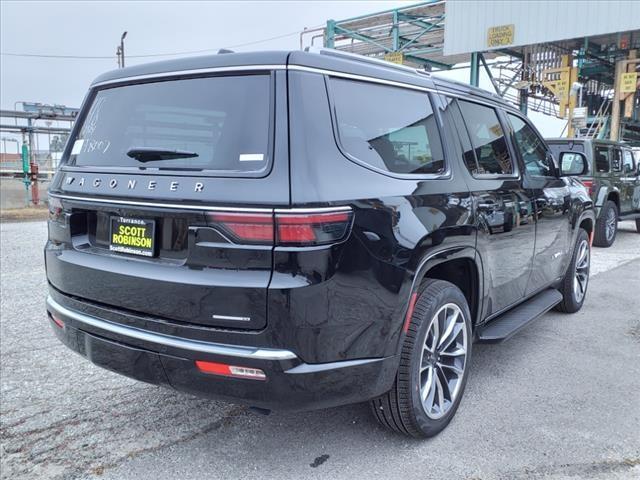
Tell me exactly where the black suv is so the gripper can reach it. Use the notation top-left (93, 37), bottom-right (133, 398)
top-left (547, 139), bottom-right (640, 245)
top-left (45, 49), bottom-right (595, 438)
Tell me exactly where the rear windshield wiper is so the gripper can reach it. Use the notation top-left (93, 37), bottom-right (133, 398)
top-left (126, 147), bottom-right (199, 162)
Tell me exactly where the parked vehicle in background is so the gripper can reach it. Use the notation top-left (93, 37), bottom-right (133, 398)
top-left (548, 139), bottom-right (640, 243)
top-left (45, 48), bottom-right (595, 438)
top-left (633, 147), bottom-right (640, 233)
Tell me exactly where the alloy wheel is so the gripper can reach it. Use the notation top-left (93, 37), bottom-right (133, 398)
top-left (573, 239), bottom-right (590, 303)
top-left (605, 208), bottom-right (616, 242)
top-left (419, 303), bottom-right (468, 420)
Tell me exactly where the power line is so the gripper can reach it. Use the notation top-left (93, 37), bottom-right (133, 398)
top-left (0, 27), bottom-right (322, 60)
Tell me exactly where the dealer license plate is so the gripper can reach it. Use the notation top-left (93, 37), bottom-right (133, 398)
top-left (109, 216), bottom-right (155, 257)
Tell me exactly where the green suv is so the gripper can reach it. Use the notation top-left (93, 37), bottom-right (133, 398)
top-left (548, 139), bottom-right (640, 246)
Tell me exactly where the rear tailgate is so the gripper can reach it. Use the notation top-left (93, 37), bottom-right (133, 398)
top-left (46, 67), bottom-right (290, 331)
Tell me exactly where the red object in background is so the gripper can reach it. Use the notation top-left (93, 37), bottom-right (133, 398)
top-left (620, 35), bottom-right (629, 49)
top-left (30, 162), bottom-right (39, 205)
top-left (580, 179), bottom-right (595, 196)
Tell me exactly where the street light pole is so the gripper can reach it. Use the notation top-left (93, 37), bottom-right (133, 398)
top-left (120, 31), bottom-right (127, 68)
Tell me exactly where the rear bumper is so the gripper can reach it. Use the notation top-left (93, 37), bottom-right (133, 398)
top-left (46, 295), bottom-right (399, 411)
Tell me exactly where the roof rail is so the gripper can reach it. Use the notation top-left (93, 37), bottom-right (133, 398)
top-left (305, 46), bottom-right (428, 77)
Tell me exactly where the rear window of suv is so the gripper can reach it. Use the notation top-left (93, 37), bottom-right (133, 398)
top-left (594, 146), bottom-right (610, 173)
top-left (329, 78), bottom-right (444, 176)
top-left (67, 74), bottom-right (272, 175)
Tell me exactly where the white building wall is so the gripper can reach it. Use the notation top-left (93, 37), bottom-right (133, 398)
top-left (444, 0), bottom-right (640, 55)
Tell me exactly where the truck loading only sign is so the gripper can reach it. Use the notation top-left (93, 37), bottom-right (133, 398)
top-left (487, 24), bottom-right (515, 48)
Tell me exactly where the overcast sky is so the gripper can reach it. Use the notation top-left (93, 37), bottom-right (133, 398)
top-left (0, 0), bottom-right (564, 136)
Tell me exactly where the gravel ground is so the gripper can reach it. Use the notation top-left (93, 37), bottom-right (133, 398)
top-left (1, 220), bottom-right (639, 480)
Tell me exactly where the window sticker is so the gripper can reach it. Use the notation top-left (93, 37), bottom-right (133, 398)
top-left (71, 139), bottom-right (84, 155)
top-left (239, 153), bottom-right (264, 162)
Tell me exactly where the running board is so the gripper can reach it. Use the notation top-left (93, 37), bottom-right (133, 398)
top-left (476, 289), bottom-right (563, 343)
top-left (618, 212), bottom-right (640, 221)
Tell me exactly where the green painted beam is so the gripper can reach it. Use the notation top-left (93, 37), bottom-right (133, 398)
top-left (399, 16), bottom-right (444, 51)
top-left (479, 53), bottom-right (501, 95)
top-left (392, 10), bottom-right (400, 51)
top-left (401, 46), bottom-right (443, 57)
top-left (333, 24), bottom-right (391, 52)
top-left (325, 20), bottom-right (335, 48)
top-left (470, 52), bottom-right (480, 86)
top-left (396, 13), bottom-right (444, 32)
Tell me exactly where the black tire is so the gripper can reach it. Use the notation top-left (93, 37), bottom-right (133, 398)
top-left (636, 218), bottom-right (640, 233)
top-left (370, 279), bottom-right (472, 438)
top-left (593, 200), bottom-right (618, 247)
top-left (555, 228), bottom-right (590, 313)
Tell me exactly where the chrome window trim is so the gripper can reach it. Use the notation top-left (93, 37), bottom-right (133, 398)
top-left (436, 90), bottom-right (518, 115)
top-left (288, 64), bottom-right (438, 94)
top-left (321, 74), bottom-right (451, 181)
top-left (91, 64), bottom-right (287, 87)
top-left (47, 296), bottom-right (298, 361)
top-left (49, 192), bottom-right (351, 215)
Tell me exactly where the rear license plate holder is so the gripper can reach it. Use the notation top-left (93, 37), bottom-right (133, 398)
top-left (109, 216), bottom-right (155, 257)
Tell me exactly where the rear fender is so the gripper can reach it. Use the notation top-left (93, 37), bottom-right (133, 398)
top-left (393, 246), bottom-right (483, 355)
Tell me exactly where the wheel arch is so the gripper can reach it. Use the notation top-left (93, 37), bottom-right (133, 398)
top-left (607, 190), bottom-right (620, 210)
top-left (407, 247), bottom-right (483, 330)
top-left (579, 215), bottom-right (594, 238)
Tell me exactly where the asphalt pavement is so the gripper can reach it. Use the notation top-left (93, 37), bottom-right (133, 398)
top-left (1, 221), bottom-right (639, 480)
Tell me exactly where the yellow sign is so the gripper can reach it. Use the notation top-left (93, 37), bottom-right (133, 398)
top-left (541, 66), bottom-right (573, 118)
top-left (487, 24), bottom-right (515, 48)
top-left (542, 70), bottom-right (570, 99)
top-left (384, 52), bottom-right (404, 65)
top-left (620, 72), bottom-right (638, 93)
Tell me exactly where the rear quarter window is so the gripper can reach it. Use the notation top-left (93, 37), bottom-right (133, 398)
top-left (67, 74), bottom-right (272, 176)
top-left (594, 146), bottom-right (610, 173)
top-left (329, 78), bottom-right (445, 176)
top-left (457, 100), bottom-right (513, 176)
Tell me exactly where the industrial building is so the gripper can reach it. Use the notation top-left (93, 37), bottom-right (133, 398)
top-left (304, 0), bottom-right (640, 143)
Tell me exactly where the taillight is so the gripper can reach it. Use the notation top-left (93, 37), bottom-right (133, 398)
top-left (581, 179), bottom-right (595, 196)
top-left (49, 313), bottom-right (65, 329)
top-left (207, 208), bottom-right (353, 246)
top-left (275, 210), bottom-right (353, 246)
top-left (207, 212), bottom-right (273, 244)
top-left (195, 360), bottom-right (266, 380)
top-left (48, 195), bottom-right (63, 221)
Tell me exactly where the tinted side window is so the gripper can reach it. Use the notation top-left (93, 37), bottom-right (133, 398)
top-left (458, 100), bottom-right (513, 175)
top-left (447, 98), bottom-right (478, 174)
top-left (612, 148), bottom-right (623, 172)
top-left (594, 146), bottom-right (610, 173)
top-left (330, 78), bottom-right (444, 175)
top-left (507, 114), bottom-right (553, 176)
top-left (623, 150), bottom-right (635, 173)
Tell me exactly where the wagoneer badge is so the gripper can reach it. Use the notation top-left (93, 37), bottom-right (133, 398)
top-left (64, 175), bottom-right (205, 192)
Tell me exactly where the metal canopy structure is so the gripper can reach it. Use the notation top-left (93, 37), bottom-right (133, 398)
top-left (322, 1), bottom-right (474, 70)
top-left (0, 105), bottom-right (78, 175)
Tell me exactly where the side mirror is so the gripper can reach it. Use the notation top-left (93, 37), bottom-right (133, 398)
top-left (559, 152), bottom-right (588, 176)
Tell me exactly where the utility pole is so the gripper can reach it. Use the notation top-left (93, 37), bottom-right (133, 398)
top-left (116, 31), bottom-right (128, 68)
